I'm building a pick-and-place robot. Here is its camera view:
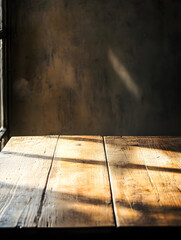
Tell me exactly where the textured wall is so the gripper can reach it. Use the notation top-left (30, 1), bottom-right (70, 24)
top-left (9, 0), bottom-right (181, 136)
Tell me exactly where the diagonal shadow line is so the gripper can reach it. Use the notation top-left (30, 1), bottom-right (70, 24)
top-left (2, 151), bottom-right (181, 172)
top-left (115, 199), bottom-right (181, 213)
top-left (55, 157), bottom-right (105, 165)
top-left (55, 191), bottom-right (111, 206)
top-left (1, 151), bottom-right (52, 160)
top-left (112, 163), bottom-right (181, 174)
top-left (129, 144), bottom-right (181, 153)
top-left (59, 136), bottom-right (103, 143)
top-left (105, 136), bottom-right (181, 152)
top-left (1, 151), bottom-right (105, 165)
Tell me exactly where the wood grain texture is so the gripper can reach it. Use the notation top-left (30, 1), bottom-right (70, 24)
top-left (39, 135), bottom-right (114, 227)
top-left (1, 135), bottom-right (181, 228)
top-left (104, 136), bottom-right (181, 226)
top-left (0, 136), bottom-right (58, 227)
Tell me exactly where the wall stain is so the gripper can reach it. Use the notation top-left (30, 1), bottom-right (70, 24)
top-left (9, 0), bottom-right (181, 136)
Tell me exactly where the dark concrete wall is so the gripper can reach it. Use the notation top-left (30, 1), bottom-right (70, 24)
top-left (9, 0), bottom-right (181, 136)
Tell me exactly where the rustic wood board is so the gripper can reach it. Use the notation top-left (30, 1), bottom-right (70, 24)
top-left (39, 135), bottom-right (114, 227)
top-left (0, 136), bottom-right (58, 227)
top-left (104, 136), bottom-right (181, 226)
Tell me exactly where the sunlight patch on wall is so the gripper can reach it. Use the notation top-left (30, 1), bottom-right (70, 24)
top-left (108, 48), bottom-right (141, 100)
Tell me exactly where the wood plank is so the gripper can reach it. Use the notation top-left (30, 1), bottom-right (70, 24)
top-left (0, 135), bottom-right (58, 227)
top-left (104, 136), bottom-right (181, 226)
top-left (39, 135), bottom-right (114, 227)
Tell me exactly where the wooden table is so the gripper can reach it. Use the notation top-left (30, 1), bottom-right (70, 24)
top-left (0, 136), bottom-right (181, 228)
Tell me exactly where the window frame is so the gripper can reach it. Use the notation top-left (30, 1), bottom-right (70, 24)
top-left (0, 0), bottom-right (8, 149)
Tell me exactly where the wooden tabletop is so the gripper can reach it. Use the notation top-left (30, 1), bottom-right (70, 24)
top-left (0, 136), bottom-right (181, 228)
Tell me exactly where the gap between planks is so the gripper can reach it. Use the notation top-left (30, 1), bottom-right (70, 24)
top-left (102, 136), bottom-right (118, 227)
top-left (34, 136), bottom-right (60, 226)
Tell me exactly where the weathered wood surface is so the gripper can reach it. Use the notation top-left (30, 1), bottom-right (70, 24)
top-left (39, 135), bottom-right (114, 227)
top-left (104, 136), bottom-right (181, 226)
top-left (0, 136), bottom-right (58, 227)
top-left (0, 135), bottom-right (181, 228)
